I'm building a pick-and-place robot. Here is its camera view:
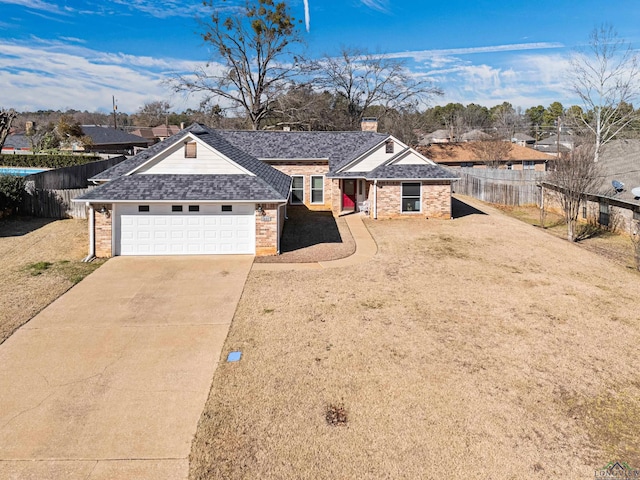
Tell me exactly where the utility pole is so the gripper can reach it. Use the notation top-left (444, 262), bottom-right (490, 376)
top-left (112, 96), bottom-right (117, 129)
top-left (556, 116), bottom-right (561, 158)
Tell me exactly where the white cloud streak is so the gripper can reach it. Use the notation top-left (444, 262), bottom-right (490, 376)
top-left (382, 42), bottom-right (565, 62)
top-left (0, 0), bottom-right (64, 14)
top-left (361, 0), bottom-right (388, 13)
top-left (303, 0), bottom-right (310, 32)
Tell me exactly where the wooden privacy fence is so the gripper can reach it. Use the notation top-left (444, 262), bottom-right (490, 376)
top-left (20, 156), bottom-right (126, 219)
top-left (21, 187), bottom-right (93, 219)
top-left (454, 168), bottom-right (548, 206)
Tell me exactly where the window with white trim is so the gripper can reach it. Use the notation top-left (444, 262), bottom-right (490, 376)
top-left (291, 175), bottom-right (304, 204)
top-left (311, 175), bottom-right (324, 204)
top-left (401, 182), bottom-right (421, 213)
top-left (523, 160), bottom-right (535, 170)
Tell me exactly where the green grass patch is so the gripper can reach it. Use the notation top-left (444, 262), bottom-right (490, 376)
top-left (24, 259), bottom-right (104, 283)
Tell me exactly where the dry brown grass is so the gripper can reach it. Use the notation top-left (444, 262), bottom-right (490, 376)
top-left (0, 217), bottom-right (104, 344)
top-left (190, 197), bottom-right (640, 479)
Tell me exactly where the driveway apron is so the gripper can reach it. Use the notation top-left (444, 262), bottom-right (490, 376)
top-left (0, 255), bottom-right (253, 480)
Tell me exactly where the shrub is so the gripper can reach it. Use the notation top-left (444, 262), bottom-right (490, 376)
top-left (0, 154), bottom-right (100, 168)
top-left (0, 175), bottom-right (25, 211)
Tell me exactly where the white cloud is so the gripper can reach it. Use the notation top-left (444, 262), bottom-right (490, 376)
top-left (382, 42), bottom-right (565, 62)
top-left (0, 0), bottom-right (64, 14)
top-left (360, 0), bottom-right (389, 13)
top-left (0, 39), bottom-right (217, 112)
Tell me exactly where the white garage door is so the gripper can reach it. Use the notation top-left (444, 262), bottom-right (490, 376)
top-left (116, 203), bottom-right (256, 255)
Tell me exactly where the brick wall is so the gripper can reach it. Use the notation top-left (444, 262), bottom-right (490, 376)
top-left (331, 179), bottom-right (341, 217)
top-left (269, 162), bottom-right (332, 211)
top-left (94, 203), bottom-right (113, 257)
top-left (255, 203), bottom-right (280, 256)
top-left (372, 181), bottom-right (451, 219)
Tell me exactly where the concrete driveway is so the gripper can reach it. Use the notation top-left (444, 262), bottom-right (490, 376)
top-left (0, 255), bottom-right (254, 480)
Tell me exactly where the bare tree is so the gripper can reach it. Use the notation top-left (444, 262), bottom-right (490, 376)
top-left (569, 24), bottom-right (640, 162)
top-left (631, 219), bottom-right (640, 271)
top-left (134, 101), bottom-right (172, 127)
top-left (312, 47), bottom-right (442, 130)
top-left (0, 108), bottom-right (17, 149)
top-left (546, 142), bottom-right (602, 242)
top-left (470, 136), bottom-right (513, 168)
top-left (169, 0), bottom-right (304, 130)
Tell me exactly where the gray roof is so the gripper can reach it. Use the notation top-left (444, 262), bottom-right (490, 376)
top-left (81, 126), bottom-right (149, 146)
top-left (367, 163), bottom-right (459, 180)
top-left (218, 130), bottom-right (387, 173)
top-left (593, 139), bottom-right (640, 206)
top-left (512, 133), bottom-right (535, 142)
top-left (3, 133), bottom-right (30, 149)
top-left (80, 124), bottom-right (291, 203)
top-left (75, 174), bottom-right (288, 202)
top-left (536, 134), bottom-right (575, 146)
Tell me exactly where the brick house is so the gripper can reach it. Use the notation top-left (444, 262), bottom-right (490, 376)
top-left (74, 124), bottom-right (457, 258)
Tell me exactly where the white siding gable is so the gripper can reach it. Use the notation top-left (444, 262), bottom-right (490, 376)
top-left (393, 150), bottom-right (436, 165)
top-left (136, 136), bottom-right (250, 175)
top-left (342, 136), bottom-right (417, 173)
top-left (344, 142), bottom-right (398, 173)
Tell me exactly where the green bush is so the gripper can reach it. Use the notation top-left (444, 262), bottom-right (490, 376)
top-left (0, 175), bottom-right (25, 211)
top-left (0, 154), bottom-right (100, 168)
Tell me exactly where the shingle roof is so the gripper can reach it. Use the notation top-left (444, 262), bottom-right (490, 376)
top-left (218, 130), bottom-right (388, 173)
top-left (418, 142), bottom-right (556, 162)
top-left (81, 126), bottom-right (149, 145)
top-left (2, 133), bottom-right (30, 149)
top-left (367, 163), bottom-right (459, 180)
top-left (83, 124), bottom-right (291, 202)
top-left (75, 174), bottom-right (289, 202)
top-left (593, 139), bottom-right (640, 206)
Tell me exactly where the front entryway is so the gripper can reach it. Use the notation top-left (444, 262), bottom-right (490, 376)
top-left (342, 180), bottom-right (356, 211)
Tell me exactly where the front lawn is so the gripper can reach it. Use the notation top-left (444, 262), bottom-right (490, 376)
top-left (190, 197), bottom-right (640, 479)
top-left (0, 217), bottom-right (103, 344)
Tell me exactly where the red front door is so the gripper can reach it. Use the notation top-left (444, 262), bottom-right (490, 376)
top-left (342, 180), bottom-right (356, 210)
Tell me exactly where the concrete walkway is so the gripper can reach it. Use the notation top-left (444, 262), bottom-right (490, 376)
top-left (0, 255), bottom-right (253, 480)
top-left (252, 213), bottom-right (378, 271)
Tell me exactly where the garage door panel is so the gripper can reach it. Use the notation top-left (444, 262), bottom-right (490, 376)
top-left (117, 206), bottom-right (256, 256)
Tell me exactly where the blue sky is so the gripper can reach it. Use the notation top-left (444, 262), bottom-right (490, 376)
top-left (1, 0), bottom-right (639, 114)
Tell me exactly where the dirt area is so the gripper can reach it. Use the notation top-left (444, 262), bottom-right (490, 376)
top-left (190, 196), bottom-right (640, 479)
top-left (254, 207), bottom-right (355, 263)
top-left (0, 217), bottom-right (103, 344)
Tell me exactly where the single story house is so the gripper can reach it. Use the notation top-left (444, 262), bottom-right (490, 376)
top-left (1, 133), bottom-right (31, 154)
top-left (81, 126), bottom-right (151, 155)
top-left (542, 139), bottom-right (640, 234)
top-left (73, 124), bottom-right (458, 258)
top-left (418, 142), bottom-right (556, 171)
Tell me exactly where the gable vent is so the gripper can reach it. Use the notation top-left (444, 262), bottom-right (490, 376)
top-left (185, 141), bottom-right (197, 158)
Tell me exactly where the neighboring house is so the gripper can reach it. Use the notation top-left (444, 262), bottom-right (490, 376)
top-left (420, 129), bottom-right (453, 145)
top-left (512, 133), bottom-right (535, 147)
top-left (131, 125), bottom-right (181, 144)
top-left (73, 124), bottom-right (458, 258)
top-left (461, 130), bottom-right (490, 142)
top-left (1, 133), bottom-right (31, 154)
top-left (534, 134), bottom-right (575, 155)
top-left (418, 142), bottom-right (556, 171)
top-left (81, 126), bottom-right (150, 155)
top-left (543, 139), bottom-right (640, 233)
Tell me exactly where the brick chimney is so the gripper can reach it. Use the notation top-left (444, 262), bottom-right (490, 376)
top-left (25, 121), bottom-right (35, 134)
top-left (361, 117), bottom-right (378, 132)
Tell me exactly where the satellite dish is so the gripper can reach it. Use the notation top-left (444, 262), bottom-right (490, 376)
top-left (612, 180), bottom-right (624, 192)
top-left (632, 186), bottom-right (640, 199)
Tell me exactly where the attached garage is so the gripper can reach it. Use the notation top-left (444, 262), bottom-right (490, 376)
top-left (115, 203), bottom-right (256, 256)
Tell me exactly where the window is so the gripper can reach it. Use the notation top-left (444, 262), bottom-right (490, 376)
top-left (506, 163), bottom-right (513, 170)
top-left (599, 201), bottom-right (609, 227)
top-left (221, 205), bottom-right (233, 212)
top-left (138, 205), bottom-right (150, 212)
top-left (172, 205), bottom-right (183, 212)
top-left (401, 182), bottom-right (421, 213)
top-left (582, 205), bottom-right (587, 219)
top-left (185, 141), bottom-right (197, 158)
top-left (311, 175), bottom-right (324, 204)
top-left (523, 161), bottom-right (535, 170)
top-left (386, 140), bottom-right (394, 154)
top-left (291, 175), bottom-right (304, 204)
top-left (188, 205), bottom-right (200, 212)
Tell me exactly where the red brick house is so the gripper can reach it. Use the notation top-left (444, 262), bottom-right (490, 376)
top-left (74, 124), bottom-right (457, 258)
